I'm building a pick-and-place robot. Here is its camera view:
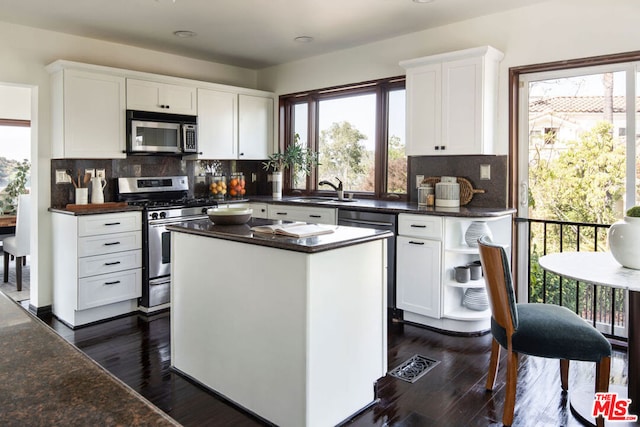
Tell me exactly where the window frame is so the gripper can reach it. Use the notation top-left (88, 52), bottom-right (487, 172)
top-left (279, 76), bottom-right (406, 199)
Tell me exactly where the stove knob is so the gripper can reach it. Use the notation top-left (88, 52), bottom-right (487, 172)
top-left (150, 212), bottom-right (158, 220)
top-left (201, 207), bottom-right (208, 214)
top-left (159, 211), bottom-right (167, 219)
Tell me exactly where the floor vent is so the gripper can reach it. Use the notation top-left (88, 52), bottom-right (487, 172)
top-left (388, 354), bottom-right (440, 383)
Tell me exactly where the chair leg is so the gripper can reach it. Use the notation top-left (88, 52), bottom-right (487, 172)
top-left (3, 252), bottom-right (8, 283)
top-left (502, 349), bottom-right (519, 427)
top-left (560, 359), bottom-right (569, 391)
top-left (595, 356), bottom-right (611, 427)
top-left (486, 338), bottom-right (501, 390)
top-left (15, 256), bottom-right (22, 292)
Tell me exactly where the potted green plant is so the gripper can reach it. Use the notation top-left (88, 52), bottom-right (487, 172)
top-left (0, 160), bottom-right (30, 215)
top-left (608, 205), bottom-right (640, 269)
top-left (263, 134), bottom-right (319, 199)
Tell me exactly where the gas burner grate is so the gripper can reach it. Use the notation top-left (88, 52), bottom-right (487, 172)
top-left (388, 354), bottom-right (440, 383)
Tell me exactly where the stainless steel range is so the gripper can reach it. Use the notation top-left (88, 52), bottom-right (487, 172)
top-left (118, 176), bottom-right (217, 313)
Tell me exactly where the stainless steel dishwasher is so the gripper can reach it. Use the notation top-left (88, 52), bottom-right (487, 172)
top-left (338, 209), bottom-right (397, 309)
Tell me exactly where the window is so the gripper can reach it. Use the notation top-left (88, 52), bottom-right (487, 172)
top-left (281, 77), bottom-right (406, 198)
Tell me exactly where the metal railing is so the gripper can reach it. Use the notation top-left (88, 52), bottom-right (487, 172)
top-left (520, 218), bottom-right (627, 343)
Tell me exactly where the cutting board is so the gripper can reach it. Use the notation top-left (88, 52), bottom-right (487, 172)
top-left (65, 202), bottom-right (129, 211)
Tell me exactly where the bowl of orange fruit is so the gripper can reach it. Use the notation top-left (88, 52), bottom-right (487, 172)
top-left (207, 207), bottom-right (253, 225)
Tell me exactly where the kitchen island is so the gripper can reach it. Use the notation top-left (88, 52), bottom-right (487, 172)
top-left (168, 218), bottom-right (392, 427)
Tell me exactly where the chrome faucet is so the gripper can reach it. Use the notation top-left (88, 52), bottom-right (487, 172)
top-left (319, 177), bottom-right (343, 192)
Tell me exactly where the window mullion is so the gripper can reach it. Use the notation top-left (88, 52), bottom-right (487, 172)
top-left (626, 66), bottom-right (637, 209)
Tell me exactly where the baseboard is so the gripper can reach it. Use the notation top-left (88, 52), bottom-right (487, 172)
top-left (29, 303), bottom-right (52, 318)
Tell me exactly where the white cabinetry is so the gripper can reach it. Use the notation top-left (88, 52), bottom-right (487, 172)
top-left (400, 46), bottom-right (504, 156)
top-left (48, 67), bottom-right (126, 159)
top-left (267, 204), bottom-right (337, 225)
top-left (396, 214), bottom-right (442, 319)
top-left (249, 203), bottom-right (268, 219)
top-left (126, 78), bottom-right (196, 115)
top-left (397, 213), bottom-right (512, 334)
top-left (197, 89), bottom-right (274, 160)
top-left (52, 211), bottom-right (142, 328)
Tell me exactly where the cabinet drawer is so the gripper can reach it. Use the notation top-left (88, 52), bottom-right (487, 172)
top-left (78, 212), bottom-right (141, 237)
top-left (267, 205), bottom-right (336, 225)
top-left (77, 269), bottom-right (141, 310)
top-left (398, 214), bottom-right (442, 239)
top-left (78, 231), bottom-right (141, 257)
top-left (78, 249), bottom-right (142, 278)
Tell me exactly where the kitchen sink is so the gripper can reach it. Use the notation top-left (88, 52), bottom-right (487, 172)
top-left (288, 197), bottom-right (333, 203)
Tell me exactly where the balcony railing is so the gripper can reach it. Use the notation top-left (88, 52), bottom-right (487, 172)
top-left (519, 218), bottom-right (627, 344)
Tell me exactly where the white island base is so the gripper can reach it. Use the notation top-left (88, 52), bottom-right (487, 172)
top-left (170, 231), bottom-right (388, 427)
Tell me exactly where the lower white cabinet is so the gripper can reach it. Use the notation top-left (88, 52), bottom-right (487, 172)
top-left (396, 236), bottom-right (441, 318)
top-left (396, 213), bottom-right (512, 334)
top-left (52, 211), bottom-right (142, 328)
top-left (267, 204), bottom-right (337, 225)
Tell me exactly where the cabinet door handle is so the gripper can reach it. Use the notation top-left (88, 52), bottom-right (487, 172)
top-left (276, 212), bottom-right (287, 216)
top-left (104, 222), bottom-right (121, 226)
top-left (104, 241), bottom-right (121, 246)
top-left (309, 214), bottom-right (321, 218)
top-left (104, 280), bottom-right (121, 285)
top-left (104, 261), bottom-right (121, 266)
top-left (409, 241), bottom-right (425, 245)
top-left (410, 224), bottom-right (426, 228)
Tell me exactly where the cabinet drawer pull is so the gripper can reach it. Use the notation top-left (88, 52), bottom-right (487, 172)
top-left (104, 261), bottom-right (121, 266)
top-left (276, 212), bottom-right (287, 216)
top-left (104, 222), bottom-right (121, 226)
top-left (104, 280), bottom-right (121, 285)
top-left (409, 241), bottom-right (425, 245)
top-left (410, 224), bottom-right (427, 228)
top-left (104, 241), bottom-right (121, 246)
top-left (309, 214), bottom-right (321, 218)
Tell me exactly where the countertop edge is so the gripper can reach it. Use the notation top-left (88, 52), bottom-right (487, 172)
top-left (49, 206), bottom-right (143, 215)
top-left (167, 222), bottom-right (393, 253)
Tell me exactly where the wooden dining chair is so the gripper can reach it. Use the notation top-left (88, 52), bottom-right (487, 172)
top-left (477, 236), bottom-right (611, 427)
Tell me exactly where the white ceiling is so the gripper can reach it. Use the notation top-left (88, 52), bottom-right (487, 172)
top-left (0, 0), bottom-right (546, 69)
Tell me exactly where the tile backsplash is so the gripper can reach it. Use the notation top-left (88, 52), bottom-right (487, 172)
top-left (408, 155), bottom-right (508, 208)
top-left (50, 157), bottom-right (270, 208)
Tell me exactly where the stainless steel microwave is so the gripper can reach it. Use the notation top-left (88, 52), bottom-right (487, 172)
top-left (126, 110), bottom-right (197, 155)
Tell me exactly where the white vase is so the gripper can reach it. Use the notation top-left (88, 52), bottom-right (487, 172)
top-left (464, 221), bottom-right (493, 247)
top-left (271, 171), bottom-right (283, 199)
top-left (608, 216), bottom-right (640, 269)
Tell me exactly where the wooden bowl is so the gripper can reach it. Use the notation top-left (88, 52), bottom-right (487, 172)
top-left (207, 207), bottom-right (252, 225)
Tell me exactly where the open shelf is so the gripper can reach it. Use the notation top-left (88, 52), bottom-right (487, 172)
top-left (444, 306), bottom-right (491, 321)
top-left (444, 277), bottom-right (486, 289)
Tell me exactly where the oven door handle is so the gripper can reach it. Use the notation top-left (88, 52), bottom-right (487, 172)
top-left (148, 216), bottom-right (207, 227)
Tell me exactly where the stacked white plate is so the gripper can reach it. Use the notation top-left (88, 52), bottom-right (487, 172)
top-left (462, 287), bottom-right (489, 311)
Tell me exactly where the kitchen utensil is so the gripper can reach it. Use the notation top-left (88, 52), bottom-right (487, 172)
top-left (84, 172), bottom-right (92, 187)
top-left (207, 207), bottom-right (252, 225)
top-left (66, 169), bottom-right (78, 188)
top-left (90, 177), bottom-right (107, 204)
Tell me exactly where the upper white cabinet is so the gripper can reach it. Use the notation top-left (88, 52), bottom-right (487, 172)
top-left (238, 94), bottom-right (273, 160)
top-left (197, 88), bottom-right (237, 158)
top-left (126, 78), bottom-right (197, 115)
top-left (197, 89), bottom-right (274, 160)
top-left (48, 67), bottom-right (126, 159)
top-left (400, 46), bottom-right (504, 156)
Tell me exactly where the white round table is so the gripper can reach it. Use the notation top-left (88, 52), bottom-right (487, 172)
top-left (539, 252), bottom-right (640, 426)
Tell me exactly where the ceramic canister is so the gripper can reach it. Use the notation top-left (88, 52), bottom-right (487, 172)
top-left (435, 181), bottom-right (460, 208)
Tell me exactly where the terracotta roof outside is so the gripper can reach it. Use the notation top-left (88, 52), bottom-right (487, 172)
top-left (529, 96), bottom-right (640, 113)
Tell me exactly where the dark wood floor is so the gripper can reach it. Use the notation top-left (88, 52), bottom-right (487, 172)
top-left (37, 309), bottom-right (628, 427)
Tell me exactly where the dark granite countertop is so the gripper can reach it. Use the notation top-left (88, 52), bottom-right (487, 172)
top-left (246, 196), bottom-right (515, 218)
top-left (49, 206), bottom-right (143, 215)
top-left (167, 218), bottom-right (393, 253)
top-left (0, 292), bottom-right (179, 426)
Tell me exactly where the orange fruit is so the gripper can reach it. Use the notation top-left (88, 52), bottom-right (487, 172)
top-left (230, 189), bottom-right (237, 196)
top-left (230, 178), bottom-right (238, 187)
top-left (240, 179), bottom-right (245, 187)
top-left (240, 189), bottom-right (246, 195)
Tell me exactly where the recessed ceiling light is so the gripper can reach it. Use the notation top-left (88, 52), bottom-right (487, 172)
top-left (294, 36), bottom-right (314, 43)
top-left (173, 30), bottom-right (197, 38)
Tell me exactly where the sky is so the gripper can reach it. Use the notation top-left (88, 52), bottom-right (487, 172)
top-left (0, 126), bottom-right (31, 162)
top-left (529, 71), bottom-right (627, 97)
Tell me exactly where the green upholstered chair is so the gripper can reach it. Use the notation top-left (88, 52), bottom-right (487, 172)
top-left (477, 236), bottom-right (611, 427)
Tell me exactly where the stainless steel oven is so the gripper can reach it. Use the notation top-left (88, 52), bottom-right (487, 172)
top-left (118, 176), bottom-right (217, 313)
